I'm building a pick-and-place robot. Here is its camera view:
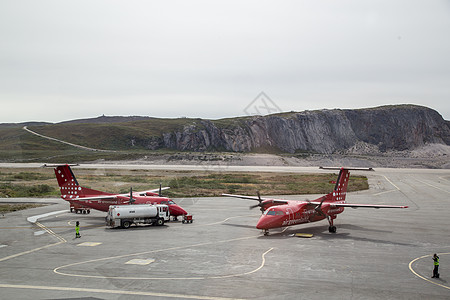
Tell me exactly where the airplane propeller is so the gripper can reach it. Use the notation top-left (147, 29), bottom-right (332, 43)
top-left (158, 183), bottom-right (162, 197)
top-left (129, 187), bottom-right (135, 204)
top-left (249, 191), bottom-right (265, 213)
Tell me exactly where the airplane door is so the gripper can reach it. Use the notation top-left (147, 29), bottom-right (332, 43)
top-left (286, 208), bottom-right (294, 222)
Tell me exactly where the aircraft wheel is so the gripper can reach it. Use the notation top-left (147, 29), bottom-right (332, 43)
top-left (87, 210), bottom-right (90, 214)
top-left (122, 221), bottom-right (131, 229)
top-left (70, 208), bottom-right (73, 213)
top-left (329, 226), bottom-right (337, 233)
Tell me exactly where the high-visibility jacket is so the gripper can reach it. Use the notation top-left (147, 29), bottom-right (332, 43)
top-left (434, 257), bottom-right (439, 266)
top-left (75, 226), bottom-right (80, 234)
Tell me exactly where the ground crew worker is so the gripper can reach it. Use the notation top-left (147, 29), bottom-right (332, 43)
top-left (75, 221), bottom-right (81, 238)
top-left (432, 253), bottom-right (439, 278)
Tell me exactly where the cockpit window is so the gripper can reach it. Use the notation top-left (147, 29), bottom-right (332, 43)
top-left (168, 200), bottom-right (175, 204)
top-left (264, 209), bottom-right (284, 215)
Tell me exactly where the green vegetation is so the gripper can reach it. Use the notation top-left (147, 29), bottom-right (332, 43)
top-left (0, 168), bottom-right (369, 199)
top-left (0, 183), bottom-right (56, 198)
top-left (0, 203), bottom-right (45, 213)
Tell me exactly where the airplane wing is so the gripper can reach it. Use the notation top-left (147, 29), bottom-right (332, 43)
top-left (328, 203), bottom-right (408, 209)
top-left (135, 187), bottom-right (170, 196)
top-left (221, 194), bottom-right (290, 205)
top-left (72, 195), bottom-right (119, 201)
top-left (72, 187), bottom-right (171, 201)
top-left (222, 193), bottom-right (271, 201)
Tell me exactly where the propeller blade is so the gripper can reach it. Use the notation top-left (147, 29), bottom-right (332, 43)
top-left (159, 183), bottom-right (162, 197)
top-left (253, 191), bottom-right (265, 213)
top-left (129, 187), bottom-right (135, 204)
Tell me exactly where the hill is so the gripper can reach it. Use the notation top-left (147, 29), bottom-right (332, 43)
top-left (1, 105), bottom-right (449, 166)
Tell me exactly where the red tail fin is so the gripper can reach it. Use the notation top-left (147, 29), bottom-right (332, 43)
top-left (332, 168), bottom-right (350, 202)
top-left (320, 167), bottom-right (374, 202)
top-left (47, 164), bottom-right (110, 199)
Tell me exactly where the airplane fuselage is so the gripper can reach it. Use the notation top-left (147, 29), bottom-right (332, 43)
top-left (66, 196), bottom-right (187, 216)
top-left (256, 200), bottom-right (345, 230)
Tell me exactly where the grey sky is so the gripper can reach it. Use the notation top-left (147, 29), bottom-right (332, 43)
top-left (1, 0), bottom-right (449, 123)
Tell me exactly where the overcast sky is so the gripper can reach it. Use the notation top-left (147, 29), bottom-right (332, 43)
top-left (1, 0), bottom-right (449, 123)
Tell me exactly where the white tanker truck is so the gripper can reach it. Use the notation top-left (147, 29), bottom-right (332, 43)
top-left (106, 204), bottom-right (170, 229)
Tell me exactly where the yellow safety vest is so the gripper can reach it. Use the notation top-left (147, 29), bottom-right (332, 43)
top-left (434, 257), bottom-right (439, 266)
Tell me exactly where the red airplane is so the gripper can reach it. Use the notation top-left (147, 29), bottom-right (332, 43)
top-left (223, 167), bottom-right (408, 235)
top-left (44, 164), bottom-right (188, 218)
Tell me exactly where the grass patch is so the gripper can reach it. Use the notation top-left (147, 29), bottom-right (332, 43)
top-left (0, 203), bottom-right (45, 213)
top-left (0, 167), bottom-right (369, 199)
top-left (0, 184), bottom-right (56, 198)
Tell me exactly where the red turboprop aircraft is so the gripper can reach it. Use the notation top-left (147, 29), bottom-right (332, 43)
top-left (44, 164), bottom-right (188, 218)
top-left (223, 167), bottom-right (408, 235)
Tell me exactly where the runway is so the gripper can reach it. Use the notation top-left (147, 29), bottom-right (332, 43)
top-left (0, 166), bottom-right (449, 299)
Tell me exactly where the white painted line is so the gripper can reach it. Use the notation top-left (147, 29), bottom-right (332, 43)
top-left (27, 210), bottom-right (68, 224)
top-left (382, 175), bottom-right (400, 190)
top-left (0, 283), bottom-right (243, 300)
top-left (54, 235), bottom-right (265, 280)
top-left (373, 190), bottom-right (397, 196)
top-left (125, 259), bottom-right (155, 265)
top-left (414, 178), bottom-right (450, 194)
top-left (34, 230), bottom-right (46, 236)
top-left (77, 242), bottom-right (102, 247)
top-left (0, 245), bottom-right (7, 248)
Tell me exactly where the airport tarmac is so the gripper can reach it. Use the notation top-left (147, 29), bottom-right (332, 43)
top-left (0, 166), bottom-right (449, 299)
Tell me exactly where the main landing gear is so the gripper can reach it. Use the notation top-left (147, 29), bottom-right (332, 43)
top-left (263, 229), bottom-right (269, 236)
top-left (327, 215), bottom-right (337, 233)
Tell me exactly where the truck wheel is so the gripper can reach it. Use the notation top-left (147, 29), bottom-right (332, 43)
top-left (156, 218), bottom-right (164, 226)
top-left (122, 221), bottom-right (131, 229)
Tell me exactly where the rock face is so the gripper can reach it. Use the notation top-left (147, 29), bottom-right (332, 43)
top-left (159, 105), bottom-right (450, 154)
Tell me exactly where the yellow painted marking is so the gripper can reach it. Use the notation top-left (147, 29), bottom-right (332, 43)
top-left (77, 242), bottom-right (102, 247)
top-left (0, 283), bottom-right (244, 300)
top-left (409, 252), bottom-right (450, 290)
top-left (295, 233), bottom-right (313, 238)
top-left (125, 259), bottom-right (155, 265)
top-left (0, 222), bottom-right (66, 262)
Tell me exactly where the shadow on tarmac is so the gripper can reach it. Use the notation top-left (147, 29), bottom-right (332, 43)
top-left (257, 224), bottom-right (415, 246)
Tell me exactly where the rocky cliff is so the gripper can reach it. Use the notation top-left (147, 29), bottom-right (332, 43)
top-left (160, 105), bottom-right (450, 154)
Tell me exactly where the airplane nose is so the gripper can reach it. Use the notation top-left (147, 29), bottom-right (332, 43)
top-left (170, 205), bottom-right (187, 216)
top-left (256, 216), bottom-right (274, 230)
